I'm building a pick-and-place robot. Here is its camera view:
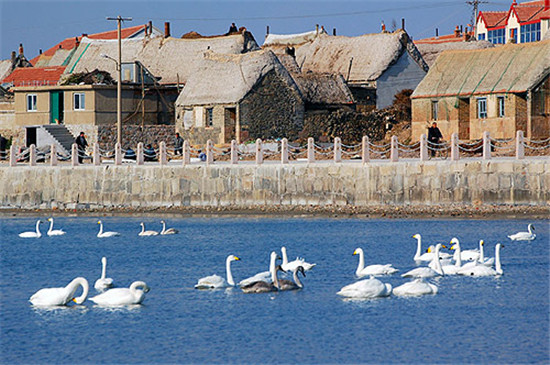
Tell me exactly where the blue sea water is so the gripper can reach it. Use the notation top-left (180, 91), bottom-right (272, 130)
top-left (0, 216), bottom-right (548, 364)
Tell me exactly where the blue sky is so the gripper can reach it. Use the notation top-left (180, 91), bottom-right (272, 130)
top-left (1, 0), bottom-right (512, 60)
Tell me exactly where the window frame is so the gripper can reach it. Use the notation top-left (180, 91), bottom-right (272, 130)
top-left (497, 96), bottom-right (505, 117)
top-left (73, 92), bottom-right (85, 111)
top-left (477, 97), bottom-right (487, 119)
top-left (26, 94), bottom-right (37, 112)
top-left (206, 107), bottom-right (213, 127)
top-left (431, 100), bottom-right (439, 121)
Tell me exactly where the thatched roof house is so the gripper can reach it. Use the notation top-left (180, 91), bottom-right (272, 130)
top-left (175, 49), bottom-right (304, 144)
top-left (292, 72), bottom-right (354, 109)
top-left (415, 40), bottom-right (494, 67)
top-left (411, 40), bottom-right (550, 140)
top-left (295, 30), bottom-right (428, 110)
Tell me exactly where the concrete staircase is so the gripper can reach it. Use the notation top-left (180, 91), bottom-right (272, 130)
top-left (41, 125), bottom-right (75, 155)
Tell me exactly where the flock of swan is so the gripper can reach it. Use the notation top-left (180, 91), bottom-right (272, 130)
top-left (18, 218), bottom-right (179, 238)
top-left (26, 223), bottom-right (536, 307)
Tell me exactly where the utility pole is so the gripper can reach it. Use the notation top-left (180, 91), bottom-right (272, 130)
top-left (466, 0), bottom-right (487, 39)
top-left (107, 16), bottom-right (132, 146)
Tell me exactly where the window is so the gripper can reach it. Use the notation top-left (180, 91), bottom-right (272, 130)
top-left (478, 33), bottom-right (486, 41)
top-left (73, 93), bottom-right (85, 110)
top-left (497, 96), bottom-right (505, 117)
top-left (431, 101), bottom-right (438, 120)
top-left (206, 108), bottom-right (213, 127)
top-left (488, 28), bottom-right (505, 44)
top-left (477, 98), bottom-right (487, 119)
top-left (520, 22), bottom-right (541, 43)
top-left (27, 94), bottom-right (37, 111)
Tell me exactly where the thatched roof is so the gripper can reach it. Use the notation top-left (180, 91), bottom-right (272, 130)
top-left (295, 30), bottom-right (428, 84)
top-left (263, 29), bottom-right (323, 47)
top-left (292, 72), bottom-right (354, 105)
top-left (0, 60), bottom-right (12, 83)
top-left (416, 40), bottom-right (494, 67)
top-left (176, 49), bottom-right (300, 106)
top-left (412, 40), bottom-right (550, 98)
top-left (64, 33), bottom-right (259, 85)
top-left (276, 54), bottom-right (301, 73)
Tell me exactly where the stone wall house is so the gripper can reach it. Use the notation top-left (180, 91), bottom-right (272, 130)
top-left (411, 40), bottom-right (550, 140)
top-left (175, 50), bottom-right (304, 144)
top-left (295, 30), bottom-right (429, 112)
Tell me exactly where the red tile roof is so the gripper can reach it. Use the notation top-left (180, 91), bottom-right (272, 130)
top-left (479, 1), bottom-right (550, 30)
top-left (415, 32), bottom-right (473, 45)
top-left (30, 24), bottom-right (147, 65)
top-left (479, 11), bottom-right (508, 28)
top-left (512, 0), bottom-right (547, 22)
top-left (2, 66), bottom-right (67, 87)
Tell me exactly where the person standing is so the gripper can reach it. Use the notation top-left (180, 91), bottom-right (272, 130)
top-left (174, 132), bottom-right (184, 155)
top-left (0, 133), bottom-right (7, 160)
top-left (427, 122), bottom-right (443, 157)
top-left (75, 132), bottom-right (88, 163)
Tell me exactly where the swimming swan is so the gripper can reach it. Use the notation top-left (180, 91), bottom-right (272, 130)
top-left (195, 255), bottom-right (241, 289)
top-left (89, 281), bottom-right (150, 306)
top-left (241, 264), bottom-right (285, 293)
top-left (508, 224), bottom-right (536, 241)
top-left (457, 244), bottom-right (503, 277)
top-left (460, 240), bottom-right (494, 269)
top-left (450, 238), bottom-right (479, 261)
top-left (353, 247), bottom-right (398, 277)
top-left (402, 243), bottom-right (444, 278)
top-left (97, 221), bottom-right (120, 238)
top-left (46, 217), bottom-right (66, 236)
top-left (29, 277), bottom-right (89, 306)
top-left (412, 234), bottom-right (450, 262)
top-left (337, 276), bottom-right (392, 299)
top-left (238, 251), bottom-right (278, 287)
top-left (278, 266), bottom-right (306, 291)
top-left (19, 220), bottom-right (42, 238)
top-left (138, 222), bottom-right (159, 236)
top-left (94, 257), bottom-right (114, 292)
top-left (160, 220), bottom-right (179, 235)
top-left (281, 246), bottom-right (316, 272)
top-left (393, 278), bottom-right (438, 296)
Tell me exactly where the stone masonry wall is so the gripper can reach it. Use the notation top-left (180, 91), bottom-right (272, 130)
top-left (0, 160), bottom-right (548, 210)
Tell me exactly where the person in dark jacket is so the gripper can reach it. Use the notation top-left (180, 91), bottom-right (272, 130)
top-left (144, 144), bottom-right (157, 161)
top-left (174, 132), bottom-right (184, 155)
top-left (75, 132), bottom-right (88, 163)
top-left (0, 133), bottom-right (7, 160)
top-left (427, 122), bottom-right (443, 157)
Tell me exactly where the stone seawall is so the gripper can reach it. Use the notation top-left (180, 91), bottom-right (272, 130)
top-left (0, 159), bottom-right (548, 211)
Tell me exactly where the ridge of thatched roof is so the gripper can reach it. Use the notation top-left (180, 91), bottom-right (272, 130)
top-left (64, 33), bottom-right (259, 85)
top-left (412, 40), bottom-right (550, 98)
top-left (176, 49), bottom-right (301, 106)
top-left (292, 72), bottom-right (354, 105)
top-left (416, 40), bottom-right (495, 67)
top-left (263, 29), bottom-right (324, 47)
top-left (276, 54), bottom-right (301, 73)
top-left (0, 60), bottom-right (12, 83)
top-left (295, 30), bottom-right (428, 84)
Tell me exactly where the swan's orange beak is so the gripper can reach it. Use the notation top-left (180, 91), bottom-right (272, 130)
top-left (235, 257), bottom-right (240, 261)
top-left (72, 298), bottom-right (77, 303)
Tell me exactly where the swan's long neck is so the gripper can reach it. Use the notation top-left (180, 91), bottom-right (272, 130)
top-left (68, 277), bottom-right (89, 304)
top-left (356, 249), bottom-right (365, 275)
top-left (101, 258), bottom-right (107, 279)
top-left (293, 269), bottom-right (303, 288)
top-left (161, 221), bottom-right (166, 234)
top-left (36, 220), bottom-right (42, 234)
top-left (140, 223), bottom-right (145, 234)
top-left (495, 244), bottom-right (503, 275)
top-left (281, 247), bottom-right (289, 266)
top-left (269, 253), bottom-right (276, 272)
top-left (226, 257), bottom-right (235, 286)
top-left (130, 281), bottom-right (149, 295)
top-left (433, 245), bottom-right (444, 275)
top-left (48, 219), bottom-right (54, 233)
top-left (528, 225), bottom-right (533, 234)
top-left (414, 235), bottom-right (422, 260)
top-left (271, 265), bottom-right (280, 289)
top-left (479, 241), bottom-right (485, 262)
top-left (98, 223), bottom-right (103, 235)
top-left (454, 241), bottom-right (462, 267)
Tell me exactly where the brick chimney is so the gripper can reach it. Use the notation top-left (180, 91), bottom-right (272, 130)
top-left (19, 43), bottom-right (24, 56)
top-left (381, 21), bottom-right (386, 32)
top-left (454, 25), bottom-right (460, 37)
top-left (11, 51), bottom-right (16, 63)
top-left (148, 21), bottom-right (153, 36)
top-left (75, 36), bottom-right (80, 47)
top-left (164, 22), bottom-right (170, 38)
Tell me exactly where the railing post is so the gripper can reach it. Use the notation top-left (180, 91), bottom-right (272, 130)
top-left (93, 143), bottom-right (100, 166)
top-left (255, 138), bottom-right (263, 165)
top-left (115, 142), bottom-right (122, 165)
top-left (136, 143), bottom-right (144, 165)
top-left (159, 141), bottom-right (167, 165)
top-left (307, 137), bottom-right (315, 163)
top-left (420, 134), bottom-right (428, 161)
top-left (390, 136), bottom-right (398, 162)
top-left (516, 130), bottom-right (524, 160)
top-left (29, 144), bottom-right (36, 166)
top-left (182, 141), bottom-right (190, 165)
top-left (483, 131), bottom-right (491, 160)
top-left (206, 140), bottom-right (214, 165)
top-left (362, 136), bottom-right (370, 163)
top-left (71, 143), bottom-right (79, 166)
top-left (230, 140), bottom-right (238, 164)
top-left (281, 138), bottom-right (289, 164)
top-left (9, 145), bottom-right (16, 167)
top-left (50, 144), bottom-right (57, 166)
top-left (334, 137), bottom-right (342, 163)
top-left (450, 132), bottom-right (459, 161)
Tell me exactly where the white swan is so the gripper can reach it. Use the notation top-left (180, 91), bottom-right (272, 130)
top-left (46, 217), bottom-right (66, 236)
top-left (402, 243), bottom-right (444, 278)
top-left (508, 224), bottom-right (536, 241)
top-left (89, 281), bottom-right (150, 306)
top-left (393, 278), bottom-right (438, 296)
top-left (29, 277), bottom-right (89, 306)
top-left (160, 220), bottom-right (179, 235)
top-left (19, 220), bottom-right (42, 238)
top-left (94, 257), bottom-right (114, 292)
top-left (238, 251), bottom-right (278, 287)
top-left (438, 239), bottom-right (463, 275)
top-left (195, 255), bottom-right (241, 289)
top-left (412, 234), bottom-right (450, 262)
top-left (278, 266), bottom-right (306, 291)
top-left (241, 264), bottom-right (285, 293)
top-left (450, 238), bottom-right (479, 262)
top-left (97, 220), bottom-right (120, 238)
top-left (281, 246), bottom-right (316, 272)
top-left (353, 247), bottom-right (398, 277)
top-left (458, 244), bottom-right (504, 277)
top-left (337, 276), bottom-right (392, 299)
top-left (138, 222), bottom-right (159, 236)
top-left (460, 240), bottom-right (494, 269)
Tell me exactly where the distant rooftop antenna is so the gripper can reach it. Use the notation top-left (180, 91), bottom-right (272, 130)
top-left (466, 0), bottom-right (488, 38)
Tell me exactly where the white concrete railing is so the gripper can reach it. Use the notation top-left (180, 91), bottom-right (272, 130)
top-left (2, 132), bottom-right (549, 167)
